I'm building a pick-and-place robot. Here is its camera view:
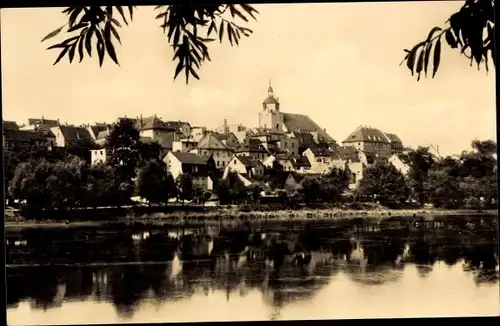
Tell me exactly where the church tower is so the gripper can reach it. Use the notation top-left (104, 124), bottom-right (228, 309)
top-left (258, 79), bottom-right (284, 133)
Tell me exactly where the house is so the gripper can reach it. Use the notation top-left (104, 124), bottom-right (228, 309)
top-left (215, 120), bottom-right (248, 143)
top-left (86, 123), bottom-right (110, 141)
top-left (95, 130), bottom-right (110, 146)
top-left (388, 153), bottom-right (411, 175)
top-left (135, 115), bottom-right (177, 150)
top-left (342, 125), bottom-right (393, 158)
top-left (27, 117), bottom-right (59, 129)
top-left (235, 138), bottom-right (269, 161)
top-left (3, 129), bottom-right (51, 150)
top-left (189, 126), bottom-right (207, 141)
top-left (385, 133), bottom-right (404, 155)
top-left (172, 136), bottom-right (199, 153)
top-left (302, 147), bottom-right (336, 174)
top-left (90, 148), bottom-right (110, 165)
top-left (293, 156), bottom-right (312, 174)
top-left (223, 155), bottom-right (265, 180)
top-left (284, 172), bottom-right (303, 194)
top-left (3, 120), bottom-right (19, 131)
top-left (190, 132), bottom-right (234, 169)
top-left (163, 151), bottom-right (212, 191)
top-left (49, 125), bottom-right (93, 147)
top-left (263, 153), bottom-right (296, 172)
top-left (164, 121), bottom-right (192, 137)
top-left (217, 132), bottom-right (240, 150)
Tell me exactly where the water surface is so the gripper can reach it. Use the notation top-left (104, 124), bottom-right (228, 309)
top-left (6, 215), bottom-right (500, 324)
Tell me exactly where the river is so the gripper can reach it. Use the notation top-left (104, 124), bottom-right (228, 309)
top-left (5, 214), bottom-right (499, 324)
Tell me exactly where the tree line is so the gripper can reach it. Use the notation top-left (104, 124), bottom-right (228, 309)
top-left (4, 118), bottom-right (497, 212)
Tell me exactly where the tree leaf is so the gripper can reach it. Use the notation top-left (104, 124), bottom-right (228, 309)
top-left (444, 29), bottom-right (458, 48)
top-left (85, 27), bottom-right (94, 57)
top-left (406, 42), bottom-right (425, 75)
top-left (116, 6), bottom-right (128, 25)
top-left (207, 21), bottom-right (216, 36)
top-left (218, 21), bottom-right (225, 43)
top-left (53, 47), bottom-right (69, 65)
top-left (111, 18), bottom-right (122, 27)
top-left (110, 24), bottom-right (122, 44)
top-left (96, 31), bottom-right (105, 66)
top-left (41, 25), bottom-right (66, 42)
top-left (68, 43), bottom-right (76, 63)
top-left (174, 62), bottom-right (184, 80)
top-left (128, 6), bottom-right (134, 21)
top-left (189, 66), bottom-right (200, 80)
top-left (228, 25), bottom-right (233, 45)
top-left (69, 7), bottom-right (83, 28)
top-left (77, 36), bottom-right (84, 62)
top-left (426, 26), bottom-right (442, 42)
top-left (105, 39), bottom-right (120, 66)
top-left (483, 49), bottom-right (489, 73)
top-left (67, 22), bottom-right (88, 33)
top-left (423, 42), bottom-right (432, 77)
top-left (432, 38), bottom-right (441, 78)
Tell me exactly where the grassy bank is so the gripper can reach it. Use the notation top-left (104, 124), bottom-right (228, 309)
top-left (4, 204), bottom-right (497, 230)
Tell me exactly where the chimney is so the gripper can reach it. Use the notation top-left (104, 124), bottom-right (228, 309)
top-left (57, 119), bottom-right (60, 125)
top-left (224, 118), bottom-right (228, 133)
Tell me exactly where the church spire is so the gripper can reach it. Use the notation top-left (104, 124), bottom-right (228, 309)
top-left (268, 78), bottom-right (274, 97)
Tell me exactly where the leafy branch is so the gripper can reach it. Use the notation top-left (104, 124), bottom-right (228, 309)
top-left (401, 0), bottom-right (495, 80)
top-left (41, 4), bottom-right (258, 84)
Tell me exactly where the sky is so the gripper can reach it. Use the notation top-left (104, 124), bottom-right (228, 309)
top-left (1, 2), bottom-right (496, 156)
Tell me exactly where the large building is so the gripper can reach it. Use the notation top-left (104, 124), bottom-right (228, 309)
top-left (257, 81), bottom-right (336, 144)
top-left (342, 125), bottom-right (403, 159)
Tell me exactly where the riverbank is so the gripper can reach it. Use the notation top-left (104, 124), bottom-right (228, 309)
top-left (4, 206), bottom-right (497, 230)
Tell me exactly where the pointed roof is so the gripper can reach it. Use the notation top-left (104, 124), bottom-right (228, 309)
top-left (58, 125), bottom-right (93, 142)
top-left (137, 116), bottom-right (169, 131)
top-left (343, 125), bottom-right (391, 144)
top-left (236, 155), bottom-right (261, 168)
top-left (336, 146), bottom-right (360, 162)
top-left (236, 138), bottom-right (268, 153)
top-left (282, 113), bottom-right (335, 143)
top-left (168, 152), bottom-right (207, 165)
top-left (385, 133), bottom-right (402, 143)
top-left (196, 132), bottom-right (231, 150)
top-left (2, 120), bottom-right (19, 131)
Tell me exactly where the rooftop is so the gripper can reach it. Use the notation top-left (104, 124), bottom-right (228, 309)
top-left (169, 151), bottom-right (207, 165)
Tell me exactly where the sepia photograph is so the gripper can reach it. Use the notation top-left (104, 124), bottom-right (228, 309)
top-left (1, 1), bottom-right (498, 325)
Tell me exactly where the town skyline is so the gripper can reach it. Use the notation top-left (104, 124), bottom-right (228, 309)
top-left (1, 2), bottom-right (496, 157)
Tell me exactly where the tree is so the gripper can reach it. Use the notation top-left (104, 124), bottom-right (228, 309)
top-left (401, 0), bottom-right (495, 80)
top-left (165, 174), bottom-right (178, 204)
top-left (407, 147), bottom-right (436, 206)
top-left (41, 5), bottom-right (258, 84)
top-left (321, 166), bottom-right (351, 203)
top-left (66, 138), bottom-right (99, 162)
top-left (424, 156), bottom-right (465, 209)
top-left (136, 160), bottom-right (169, 205)
top-left (249, 182), bottom-right (263, 204)
top-left (356, 162), bottom-right (410, 208)
top-left (177, 174), bottom-right (194, 204)
top-left (298, 176), bottom-right (324, 204)
top-left (106, 118), bottom-right (141, 182)
top-left (216, 171), bottom-right (247, 204)
top-left (136, 141), bottom-right (163, 166)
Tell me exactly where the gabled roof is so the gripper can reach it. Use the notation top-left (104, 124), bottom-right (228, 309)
top-left (307, 147), bottom-right (334, 158)
top-left (282, 113), bottom-right (335, 143)
top-left (236, 138), bottom-right (268, 153)
top-left (164, 121), bottom-right (191, 130)
top-left (3, 129), bottom-right (47, 142)
top-left (89, 124), bottom-right (109, 137)
top-left (236, 155), bottom-right (261, 168)
top-left (196, 132), bottom-right (232, 150)
top-left (336, 146), bottom-right (360, 162)
top-left (58, 125), bottom-right (93, 142)
top-left (343, 125), bottom-right (391, 144)
top-left (217, 132), bottom-right (237, 141)
top-left (28, 118), bottom-right (59, 127)
top-left (385, 133), bottom-right (402, 143)
top-left (169, 151), bottom-right (207, 165)
top-left (2, 120), bottom-right (19, 131)
top-left (293, 156), bottom-right (311, 168)
top-left (136, 116), bottom-right (169, 131)
top-left (290, 131), bottom-right (317, 147)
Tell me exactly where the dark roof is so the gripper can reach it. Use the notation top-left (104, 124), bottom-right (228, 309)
top-left (293, 156), bottom-right (311, 168)
top-left (336, 146), bottom-right (359, 162)
top-left (38, 128), bottom-right (56, 138)
top-left (291, 131), bottom-right (317, 147)
top-left (135, 116), bottom-right (170, 131)
top-left (217, 132), bottom-right (237, 141)
top-left (164, 121), bottom-right (191, 130)
top-left (3, 129), bottom-right (46, 142)
top-left (140, 136), bottom-right (156, 144)
top-left (156, 132), bottom-right (176, 149)
top-left (3, 121), bottom-right (19, 131)
top-left (236, 138), bottom-right (268, 153)
top-left (362, 151), bottom-right (377, 164)
top-left (169, 152), bottom-right (207, 165)
top-left (263, 96), bottom-right (279, 105)
top-left (90, 124), bottom-right (109, 137)
top-left (308, 147), bottom-right (334, 157)
top-left (282, 113), bottom-right (335, 143)
top-left (385, 133), bottom-right (402, 143)
top-left (59, 125), bottom-right (93, 142)
top-left (28, 118), bottom-right (59, 127)
top-left (236, 155), bottom-right (261, 168)
top-left (396, 154), bottom-right (411, 165)
top-left (196, 132), bottom-right (231, 150)
top-left (96, 130), bottom-right (109, 140)
top-left (343, 126), bottom-right (391, 144)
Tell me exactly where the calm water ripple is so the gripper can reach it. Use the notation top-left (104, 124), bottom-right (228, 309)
top-left (5, 215), bottom-right (500, 324)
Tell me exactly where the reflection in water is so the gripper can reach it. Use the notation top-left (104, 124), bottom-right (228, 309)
top-left (6, 215), bottom-right (499, 324)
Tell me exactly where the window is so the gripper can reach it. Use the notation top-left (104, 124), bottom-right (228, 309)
top-left (100, 150), bottom-right (103, 155)
top-left (276, 124), bottom-right (279, 129)
top-left (217, 161), bottom-right (220, 167)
